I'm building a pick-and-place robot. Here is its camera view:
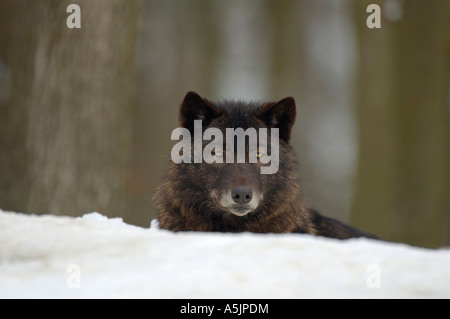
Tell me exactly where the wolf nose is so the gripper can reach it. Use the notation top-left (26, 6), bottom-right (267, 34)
top-left (231, 185), bottom-right (253, 205)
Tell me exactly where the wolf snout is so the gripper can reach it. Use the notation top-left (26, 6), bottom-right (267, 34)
top-left (211, 186), bottom-right (259, 216)
top-left (231, 185), bottom-right (253, 204)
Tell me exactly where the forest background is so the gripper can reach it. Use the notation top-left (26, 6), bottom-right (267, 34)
top-left (0, 0), bottom-right (448, 248)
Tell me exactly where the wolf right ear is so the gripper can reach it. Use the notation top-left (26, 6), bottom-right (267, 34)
top-left (179, 91), bottom-right (221, 133)
top-left (258, 97), bottom-right (296, 143)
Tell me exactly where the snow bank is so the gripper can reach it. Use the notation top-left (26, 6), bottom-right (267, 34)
top-left (0, 209), bottom-right (449, 298)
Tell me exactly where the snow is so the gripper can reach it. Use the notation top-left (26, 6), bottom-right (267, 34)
top-left (0, 209), bottom-right (449, 299)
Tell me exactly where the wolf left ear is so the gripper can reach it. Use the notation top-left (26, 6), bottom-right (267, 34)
top-left (258, 97), bottom-right (296, 143)
top-left (179, 91), bottom-right (221, 134)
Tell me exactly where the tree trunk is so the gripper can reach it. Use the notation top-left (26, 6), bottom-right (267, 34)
top-left (0, 0), bottom-right (138, 217)
top-left (350, 0), bottom-right (450, 247)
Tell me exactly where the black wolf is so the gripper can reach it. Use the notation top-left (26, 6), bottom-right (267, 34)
top-left (154, 91), bottom-right (376, 239)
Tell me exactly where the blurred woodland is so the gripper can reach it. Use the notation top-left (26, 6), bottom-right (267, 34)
top-left (0, 0), bottom-right (449, 248)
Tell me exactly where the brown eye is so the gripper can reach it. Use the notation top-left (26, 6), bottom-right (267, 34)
top-left (213, 150), bottom-right (223, 157)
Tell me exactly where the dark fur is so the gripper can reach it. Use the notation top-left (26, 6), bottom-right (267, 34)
top-left (154, 92), bottom-right (377, 239)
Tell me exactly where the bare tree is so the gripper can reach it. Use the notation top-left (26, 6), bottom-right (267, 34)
top-left (350, 0), bottom-right (450, 247)
top-left (0, 0), bottom-right (139, 217)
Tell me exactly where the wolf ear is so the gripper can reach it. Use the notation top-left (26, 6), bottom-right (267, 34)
top-left (258, 97), bottom-right (296, 143)
top-left (179, 91), bottom-right (221, 133)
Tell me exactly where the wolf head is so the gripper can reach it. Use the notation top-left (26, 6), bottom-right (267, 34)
top-left (155, 91), bottom-right (305, 232)
top-left (179, 91), bottom-right (296, 143)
